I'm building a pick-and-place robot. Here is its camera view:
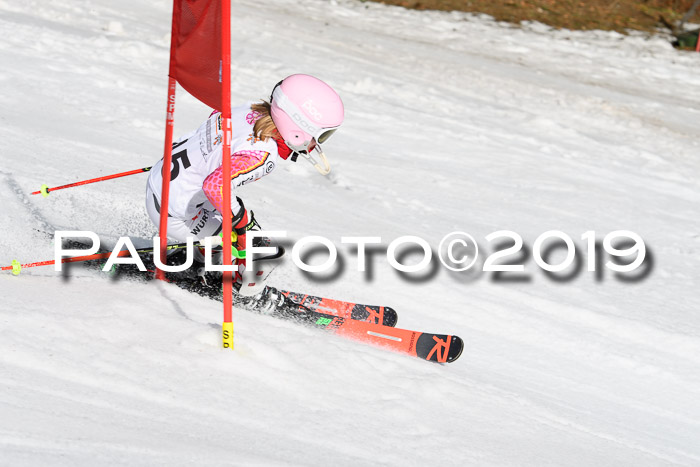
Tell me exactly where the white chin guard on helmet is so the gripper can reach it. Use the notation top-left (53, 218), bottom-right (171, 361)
top-left (299, 146), bottom-right (331, 176)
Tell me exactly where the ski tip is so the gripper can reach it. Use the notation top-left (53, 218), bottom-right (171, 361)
top-left (383, 306), bottom-right (398, 327)
top-left (446, 335), bottom-right (464, 363)
top-left (415, 333), bottom-right (464, 363)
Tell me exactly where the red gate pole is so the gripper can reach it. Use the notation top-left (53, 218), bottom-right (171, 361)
top-left (156, 2), bottom-right (181, 282)
top-left (156, 78), bottom-right (177, 281)
top-left (221, 0), bottom-right (234, 349)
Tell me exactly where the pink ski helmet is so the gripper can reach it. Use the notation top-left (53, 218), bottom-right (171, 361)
top-left (270, 74), bottom-right (344, 155)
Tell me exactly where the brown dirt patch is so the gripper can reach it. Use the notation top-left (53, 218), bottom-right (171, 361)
top-left (367, 1), bottom-right (700, 35)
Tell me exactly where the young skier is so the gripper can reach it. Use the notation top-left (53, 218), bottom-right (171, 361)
top-left (145, 74), bottom-right (344, 284)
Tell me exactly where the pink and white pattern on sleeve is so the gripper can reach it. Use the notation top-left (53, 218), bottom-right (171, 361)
top-left (246, 110), bottom-right (262, 125)
top-left (202, 150), bottom-right (270, 214)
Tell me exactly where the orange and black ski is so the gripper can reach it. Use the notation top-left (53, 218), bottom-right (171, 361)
top-left (271, 294), bottom-right (463, 363)
top-left (233, 287), bottom-right (462, 363)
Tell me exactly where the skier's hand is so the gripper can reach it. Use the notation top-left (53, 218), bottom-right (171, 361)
top-left (219, 230), bottom-right (247, 260)
top-left (217, 231), bottom-right (246, 284)
top-left (219, 195), bottom-right (249, 260)
top-left (233, 231), bottom-right (246, 285)
top-left (234, 231), bottom-right (246, 258)
top-left (231, 196), bottom-right (249, 260)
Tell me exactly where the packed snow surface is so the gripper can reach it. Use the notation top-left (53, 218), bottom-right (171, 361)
top-left (1, 0), bottom-right (699, 465)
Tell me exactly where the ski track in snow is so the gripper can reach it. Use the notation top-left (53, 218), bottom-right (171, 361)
top-left (1, 0), bottom-right (699, 465)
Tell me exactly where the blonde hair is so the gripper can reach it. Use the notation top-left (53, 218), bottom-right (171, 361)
top-left (251, 101), bottom-right (279, 141)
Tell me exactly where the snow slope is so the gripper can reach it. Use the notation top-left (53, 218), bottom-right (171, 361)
top-left (1, 0), bottom-right (700, 465)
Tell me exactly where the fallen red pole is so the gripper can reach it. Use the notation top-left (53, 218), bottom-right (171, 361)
top-left (2, 250), bottom-right (136, 275)
top-left (1, 241), bottom-right (197, 276)
top-left (2, 240), bottom-right (280, 276)
top-left (31, 166), bottom-right (152, 197)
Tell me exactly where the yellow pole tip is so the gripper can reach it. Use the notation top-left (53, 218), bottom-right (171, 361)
top-left (222, 322), bottom-right (234, 350)
top-left (11, 259), bottom-right (21, 276)
top-left (40, 184), bottom-right (50, 198)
